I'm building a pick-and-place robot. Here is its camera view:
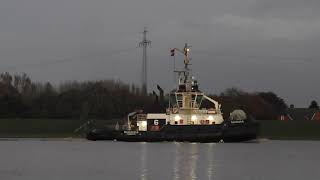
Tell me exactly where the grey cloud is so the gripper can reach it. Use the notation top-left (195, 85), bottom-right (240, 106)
top-left (0, 0), bottom-right (319, 106)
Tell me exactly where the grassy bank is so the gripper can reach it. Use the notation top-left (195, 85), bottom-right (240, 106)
top-left (258, 120), bottom-right (320, 140)
top-left (0, 118), bottom-right (121, 138)
top-left (1, 119), bottom-right (320, 140)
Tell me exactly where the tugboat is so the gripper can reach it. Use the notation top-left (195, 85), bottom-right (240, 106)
top-left (86, 44), bottom-right (259, 142)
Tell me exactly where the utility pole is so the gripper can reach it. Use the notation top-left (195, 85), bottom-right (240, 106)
top-left (139, 27), bottom-right (151, 94)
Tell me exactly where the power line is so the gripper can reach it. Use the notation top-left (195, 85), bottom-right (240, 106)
top-left (0, 47), bottom-right (137, 72)
top-left (1, 46), bottom-right (316, 73)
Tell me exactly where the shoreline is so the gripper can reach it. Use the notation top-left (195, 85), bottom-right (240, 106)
top-left (0, 137), bottom-right (86, 141)
top-left (0, 137), bottom-right (319, 142)
top-left (1, 119), bottom-right (320, 141)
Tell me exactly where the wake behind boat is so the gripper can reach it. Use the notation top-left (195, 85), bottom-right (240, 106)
top-left (86, 44), bottom-right (259, 142)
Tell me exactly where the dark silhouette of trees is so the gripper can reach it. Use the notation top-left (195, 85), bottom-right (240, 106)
top-left (0, 73), bottom-right (293, 120)
top-left (258, 92), bottom-right (287, 114)
top-left (0, 72), bottom-right (153, 119)
top-left (309, 100), bottom-right (319, 109)
top-left (207, 88), bottom-right (288, 120)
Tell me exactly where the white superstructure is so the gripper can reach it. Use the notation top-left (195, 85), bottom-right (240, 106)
top-left (165, 44), bottom-right (224, 125)
top-left (130, 44), bottom-right (224, 131)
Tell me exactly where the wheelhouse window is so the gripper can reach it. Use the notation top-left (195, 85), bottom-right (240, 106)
top-left (169, 93), bottom-right (178, 108)
top-left (191, 94), bottom-right (203, 108)
top-left (175, 93), bottom-right (183, 108)
top-left (196, 95), bottom-right (203, 107)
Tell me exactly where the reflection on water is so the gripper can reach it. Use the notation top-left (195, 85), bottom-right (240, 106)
top-left (172, 143), bottom-right (214, 180)
top-left (188, 143), bottom-right (198, 180)
top-left (207, 143), bottom-right (214, 180)
top-left (1, 140), bottom-right (320, 180)
top-left (140, 142), bottom-right (148, 180)
top-left (138, 142), bottom-right (215, 180)
top-left (173, 142), bottom-right (181, 180)
top-left (173, 143), bottom-right (198, 179)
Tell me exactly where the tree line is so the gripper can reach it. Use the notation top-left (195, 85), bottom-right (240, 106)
top-left (0, 72), bottom-right (153, 119)
top-left (0, 72), bottom-right (289, 120)
top-left (208, 87), bottom-right (287, 120)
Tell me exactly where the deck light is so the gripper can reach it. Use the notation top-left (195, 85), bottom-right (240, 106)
top-left (174, 115), bottom-right (181, 121)
top-left (141, 121), bottom-right (147, 127)
top-left (208, 115), bottom-right (213, 121)
top-left (191, 115), bottom-right (197, 121)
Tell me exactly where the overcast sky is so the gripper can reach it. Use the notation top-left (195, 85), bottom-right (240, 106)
top-left (1, 0), bottom-right (319, 107)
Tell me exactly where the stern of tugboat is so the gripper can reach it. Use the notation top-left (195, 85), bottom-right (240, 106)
top-left (222, 110), bottom-right (260, 142)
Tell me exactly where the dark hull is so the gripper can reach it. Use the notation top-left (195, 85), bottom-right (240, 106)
top-left (86, 121), bottom-right (259, 143)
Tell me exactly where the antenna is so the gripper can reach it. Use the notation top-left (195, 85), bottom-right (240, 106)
top-left (171, 43), bottom-right (192, 85)
top-left (139, 27), bottom-right (151, 94)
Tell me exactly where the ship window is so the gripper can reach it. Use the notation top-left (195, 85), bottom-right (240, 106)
top-left (176, 94), bottom-right (183, 108)
top-left (179, 85), bottom-right (186, 91)
top-left (191, 94), bottom-right (196, 102)
top-left (176, 94), bottom-right (182, 101)
top-left (170, 94), bottom-right (177, 108)
top-left (196, 95), bottom-right (203, 107)
top-left (191, 94), bottom-right (197, 108)
top-left (191, 94), bottom-right (203, 108)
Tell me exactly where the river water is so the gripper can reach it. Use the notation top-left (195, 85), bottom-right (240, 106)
top-left (0, 140), bottom-right (319, 180)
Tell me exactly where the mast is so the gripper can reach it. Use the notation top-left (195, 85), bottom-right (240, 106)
top-left (172, 43), bottom-right (192, 90)
top-left (139, 27), bottom-right (151, 94)
top-left (183, 43), bottom-right (191, 88)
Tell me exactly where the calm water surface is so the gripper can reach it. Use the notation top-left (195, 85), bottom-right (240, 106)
top-left (0, 140), bottom-right (319, 180)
